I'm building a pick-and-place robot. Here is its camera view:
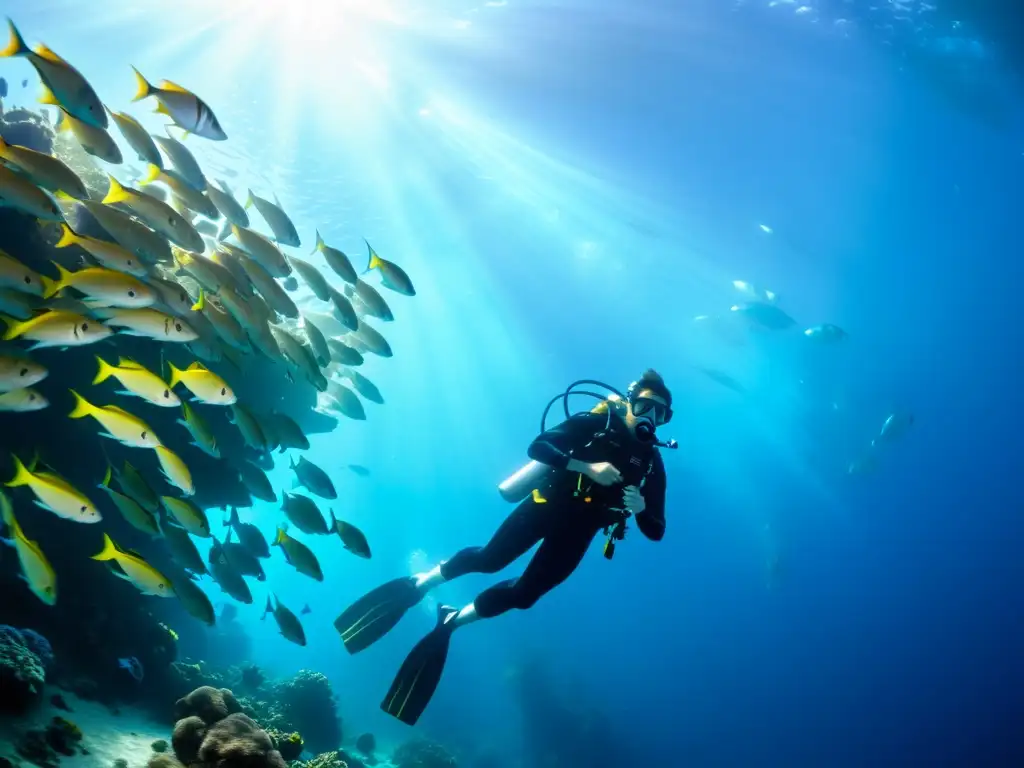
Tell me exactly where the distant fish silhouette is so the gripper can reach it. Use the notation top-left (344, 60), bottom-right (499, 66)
top-left (696, 367), bottom-right (747, 396)
top-left (118, 656), bottom-right (144, 682)
top-left (347, 464), bottom-right (370, 477)
top-left (0, 77), bottom-right (7, 98)
top-left (300, 604), bottom-right (311, 615)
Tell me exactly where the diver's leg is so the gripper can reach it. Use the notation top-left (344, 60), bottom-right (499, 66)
top-left (456, 522), bottom-right (599, 625)
top-left (413, 496), bottom-right (550, 592)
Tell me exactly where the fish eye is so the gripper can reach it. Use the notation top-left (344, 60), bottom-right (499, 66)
top-left (45, 586), bottom-right (53, 594)
top-left (28, 394), bottom-right (35, 401)
top-left (220, 387), bottom-right (226, 395)
top-left (168, 216), bottom-right (175, 226)
top-left (163, 390), bottom-right (169, 398)
top-left (81, 323), bottom-right (89, 331)
top-left (80, 505), bottom-right (86, 513)
top-left (141, 431), bottom-right (147, 439)
top-left (128, 289), bottom-right (136, 297)
top-left (19, 367), bottom-right (27, 376)
top-left (175, 323), bottom-right (183, 332)
top-left (23, 275), bottom-right (30, 284)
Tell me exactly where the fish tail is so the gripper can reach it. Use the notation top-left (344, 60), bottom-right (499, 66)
top-left (364, 240), bottom-right (380, 272)
top-left (41, 261), bottom-right (71, 299)
top-left (90, 532), bottom-right (119, 561)
top-left (101, 175), bottom-right (129, 205)
top-left (3, 454), bottom-right (31, 489)
top-left (261, 595), bottom-right (272, 619)
top-left (54, 223), bottom-right (78, 250)
top-left (93, 355), bottom-right (115, 385)
top-left (191, 289), bottom-right (205, 312)
top-left (0, 19), bottom-right (31, 58)
top-left (100, 463), bottom-right (112, 488)
top-left (243, 190), bottom-right (254, 210)
top-left (68, 389), bottom-right (93, 419)
top-left (0, 313), bottom-right (22, 341)
top-left (0, 489), bottom-right (14, 528)
top-left (273, 527), bottom-right (286, 546)
top-left (167, 362), bottom-right (182, 389)
top-left (131, 66), bottom-right (153, 102)
top-left (139, 164), bottom-right (161, 187)
top-left (312, 230), bottom-right (324, 255)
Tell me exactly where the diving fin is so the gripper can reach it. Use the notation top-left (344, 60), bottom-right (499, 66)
top-left (380, 604), bottom-right (458, 726)
top-left (333, 576), bottom-right (423, 654)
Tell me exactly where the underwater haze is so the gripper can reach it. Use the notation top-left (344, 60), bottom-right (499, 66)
top-left (1, 0), bottom-right (1023, 766)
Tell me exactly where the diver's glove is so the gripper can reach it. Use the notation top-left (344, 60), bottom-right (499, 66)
top-left (622, 485), bottom-right (645, 515)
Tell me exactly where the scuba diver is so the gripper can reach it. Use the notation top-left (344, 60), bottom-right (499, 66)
top-left (334, 369), bottom-right (676, 725)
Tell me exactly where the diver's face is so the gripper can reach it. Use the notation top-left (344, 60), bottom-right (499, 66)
top-left (630, 391), bottom-right (670, 428)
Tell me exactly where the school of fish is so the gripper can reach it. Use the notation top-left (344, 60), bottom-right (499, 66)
top-left (0, 18), bottom-right (412, 645)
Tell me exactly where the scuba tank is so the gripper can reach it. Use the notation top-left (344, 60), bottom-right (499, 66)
top-left (497, 380), bottom-right (676, 504)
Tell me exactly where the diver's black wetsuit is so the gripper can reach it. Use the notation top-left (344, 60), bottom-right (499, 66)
top-left (440, 411), bottom-right (667, 618)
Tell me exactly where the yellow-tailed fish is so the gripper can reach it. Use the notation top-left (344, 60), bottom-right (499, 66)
top-left (272, 526), bottom-right (324, 581)
top-left (151, 135), bottom-right (206, 190)
top-left (80, 201), bottom-right (172, 267)
top-left (167, 361), bottom-right (236, 405)
top-left (131, 69), bottom-right (226, 141)
top-left (4, 454), bottom-right (100, 523)
top-left (0, 387), bottom-right (47, 412)
top-left (160, 496), bottom-right (210, 537)
top-left (312, 230), bottom-right (357, 284)
top-left (287, 256), bottom-right (330, 301)
top-left (1, 489), bottom-right (57, 605)
top-left (97, 465), bottom-right (160, 537)
top-left (155, 445), bottom-right (194, 496)
top-left (192, 291), bottom-right (248, 352)
top-left (364, 241), bottom-right (416, 297)
top-left (91, 533), bottom-right (175, 596)
top-left (107, 108), bottom-right (162, 167)
top-left (91, 307), bottom-right (198, 342)
top-left (43, 261), bottom-right (154, 307)
top-left (0, 20), bottom-right (106, 128)
top-left (172, 249), bottom-right (233, 293)
top-left (55, 109), bottom-right (122, 164)
top-left (147, 275), bottom-right (195, 318)
top-left (54, 223), bottom-right (150, 277)
top-left (206, 181), bottom-right (248, 227)
top-left (230, 225), bottom-right (290, 277)
top-left (0, 134), bottom-right (88, 199)
top-left (329, 510), bottom-right (372, 559)
top-left (140, 164), bottom-right (218, 219)
top-left (177, 400), bottom-right (219, 458)
top-left (158, 515), bottom-right (207, 574)
top-left (0, 309), bottom-right (111, 349)
top-left (94, 355), bottom-right (179, 407)
top-left (102, 176), bottom-right (203, 252)
top-left (243, 190), bottom-right (299, 247)
top-left (210, 246), bottom-right (255, 295)
top-left (0, 352), bottom-right (47, 392)
top-left (0, 163), bottom-right (63, 221)
top-left (170, 571), bottom-right (215, 625)
top-left (0, 248), bottom-right (47, 296)
top-left (110, 459), bottom-right (160, 513)
top-left (68, 389), bottom-right (161, 448)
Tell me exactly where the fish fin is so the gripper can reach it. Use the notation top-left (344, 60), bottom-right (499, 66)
top-left (33, 44), bottom-right (67, 64)
top-left (131, 67), bottom-right (153, 101)
top-left (100, 464), bottom-right (112, 488)
top-left (140, 164), bottom-right (160, 187)
top-left (243, 190), bottom-right (254, 210)
top-left (364, 239), bottom-right (381, 272)
top-left (192, 289), bottom-right (205, 312)
top-left (54, 222), bottom-right (78, 249)
top-left (157, 80), bottom-right (191, 94)
top-left (37, 83), bottom-right (59, 106)
top-left (311, 230), bottom-right (323, 255)
top-left (68, 389), bottom-right (92, 419)
top-left (166, 362), bottom-right (182, 389)
top-left (90, 532), bottom-right (119, 561)
top-left (0, 20), bottom-right (30, 58)
top-left (101, 175), bottom-right (129, 205)
top-left (154, 101), bottom-right (171, 117)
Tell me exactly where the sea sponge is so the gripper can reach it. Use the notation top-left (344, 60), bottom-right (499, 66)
top-left (175, 686), bottom-right (241, 724)
top-left (171, 716), bottom-right (207, 764)
top-left (0, 625), bottom-right (46, 714)
top-left (197, 713), bottom-right (287, 768)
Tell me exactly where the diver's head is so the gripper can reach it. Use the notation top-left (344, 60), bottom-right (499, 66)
top-left (625, 369), bottom-right (673, 441)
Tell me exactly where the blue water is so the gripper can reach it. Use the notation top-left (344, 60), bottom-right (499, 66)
top-left (5, 0), bottom-right (1024, 764)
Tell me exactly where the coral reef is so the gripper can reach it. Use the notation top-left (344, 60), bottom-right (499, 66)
top-left (151, 740), bottom-right (169, 754)
top-left (15, 717), bottom-right (85, 768)
top-left (19, 628), bottom-right (55, 671)
top-left (158, 686), bottom-right (287, 768)
top-left (175, 685), bottom-right (241, 724)
top-left (300, 752), bottom-right (347, 768)
top-left (392, 741), bottom-right (457, 768)
top-left (265, 730), bottom-right (304, 762)
top-left (0, 625), bottom-right (48, 714)
top-left (0, 106), bottom-right (54, 152)
top-left (271, 670), bottom-right (341, 754)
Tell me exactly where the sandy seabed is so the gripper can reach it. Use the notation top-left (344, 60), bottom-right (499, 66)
top-left (0, 688), bottom-right (167, 768)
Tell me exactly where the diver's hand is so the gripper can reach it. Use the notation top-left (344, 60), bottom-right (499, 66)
top-left (622, 485), bottom-right (645, 515)
top-left (581, 461), bottom-right (622, 486)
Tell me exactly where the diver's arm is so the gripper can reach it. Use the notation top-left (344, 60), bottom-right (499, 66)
top-left (635, 452), bottom-right (666, 541)
top-left (527, 412), bottom-right (607, 470)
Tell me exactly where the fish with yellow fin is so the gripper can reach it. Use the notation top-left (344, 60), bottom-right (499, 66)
top-left (167, 361), bottom-right (236, 405)
top-left (4, 454), bottom-right (100, 523)
top-left (55, 109), bottom-right (122, 164)
top-left (94, 356), bottom-right (179, 407)
top-left (1, 489), bottom-right (57, 605)
top-left (42, 262), bottom-right (155, 306)
top-left (131, 68), bottom-right (226, 141)
top-left (98, 464), bottom-right (160, 537)
top-left (0, 164), bottom-right (63, 221)
top-left (364, 241), bottom-right (415, 296)
top-left (0, 134), bottom-right (88, 199)
top-left (155, 445), bottom-right (194, 496)
top-left (69, 389), bottom-right (161, 448)
top-left (0, 20), bottom-right (106, 128)
top-left (54, 224), bottom-right (150, 277)
top-left (101, 176), bottom-right (204, 252)
top-left (91, 533), bottom-right (175, 597)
